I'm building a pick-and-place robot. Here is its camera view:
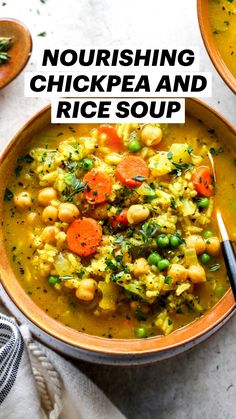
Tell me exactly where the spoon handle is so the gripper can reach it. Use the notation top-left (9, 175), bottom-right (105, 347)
top-left (221, 240), bottom-right (236, 300)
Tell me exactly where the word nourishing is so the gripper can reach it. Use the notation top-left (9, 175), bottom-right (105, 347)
top-left (42, 48), bottom-right (196, 68)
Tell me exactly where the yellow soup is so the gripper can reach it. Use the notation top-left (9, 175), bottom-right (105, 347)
top-left (2, 120), bottom-right (236, 339)
top-left (208, 0), bottom-right (236, 78)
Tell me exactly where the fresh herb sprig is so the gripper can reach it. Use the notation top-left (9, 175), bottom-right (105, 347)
top-left (0, 37), bottom-right (13, 64)
top-left (0, 37), bottom-right (12, 52)
top-left (105, 254), bottom-right (130, 282)
top-left (63, 173), bottom-right (87, 202)
top-left (128, 221), bottom-right (161, 258)
top-left (140, 221), bottom-right (160, 243)
top-left (167, 151), bottom-right (194, 177)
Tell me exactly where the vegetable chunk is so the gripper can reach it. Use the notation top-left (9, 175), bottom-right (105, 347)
top-left (192, 166), bottom-right (213, 197)
top-left (67, 218), bottom-right (102, 256)
top-left (83, 169), bottom-right (112, 204)
top-left (116, 156), bottom-right (149, 187)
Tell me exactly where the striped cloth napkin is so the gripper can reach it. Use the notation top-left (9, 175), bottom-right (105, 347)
top-left (0, 313), bottom-right (125, 419)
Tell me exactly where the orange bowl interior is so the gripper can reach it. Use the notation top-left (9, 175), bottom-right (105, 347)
top-left (197, 0), bottom-right (236, 94)
top-left (0, 18), bottom-right (32, 89)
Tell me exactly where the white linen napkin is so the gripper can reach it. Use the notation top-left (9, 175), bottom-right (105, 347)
top-left (0, 313), bottom-right (125, 419)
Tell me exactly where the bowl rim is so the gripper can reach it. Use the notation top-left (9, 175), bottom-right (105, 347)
top-left (197, 0), bottom-right (236, 94)
top-left (0, 98), bottom-right (235, 356)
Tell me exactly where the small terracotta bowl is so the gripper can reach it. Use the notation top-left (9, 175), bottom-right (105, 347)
top-left (0, 99), bottom-right (235, 365)
top-left (0, 18), bottom-right (32, 89)
top-left (197, 0), bottom-right (236, 94)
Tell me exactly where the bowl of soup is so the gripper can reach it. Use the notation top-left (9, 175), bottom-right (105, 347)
top-left (198, 0), bottom-right (236, 94)
top-left (0, 98), bottom-right (235, 365)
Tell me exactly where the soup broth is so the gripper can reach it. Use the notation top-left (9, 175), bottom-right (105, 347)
top-left (3, 119), bottom-right (236, 339)
top-left (208, 0), bottom-right (236, 78)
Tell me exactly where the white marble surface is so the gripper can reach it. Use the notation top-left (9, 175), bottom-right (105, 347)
top-left (0, 1), bottom-right (236, 418)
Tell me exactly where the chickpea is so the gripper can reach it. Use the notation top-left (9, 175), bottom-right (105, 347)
top-left (14, 191), bottom-right (32, 210)
top-left (127, 204), bottom-right (150, 225)
top-left (132, 258), bottom-right (149, 277)
top-left (188, 265), bottom-right (206, 284)
top-left (40, 226), bottom-right (59, 244)
top-left (75, 278), bottom-right (97, 301)
top-left (205, 237), bottom-right (221, 256)
top-left (42, 205), bottom-right (58, 224)
top-left (141, 125), bottom-right (163, 147)
top-left (167, 264), bottom-right (188, 284)
top-left (38, 187), bottom-right (57, 206)
top-left (185, 235), bottom-right (206, 255)
top-left (58, 203), bottom-right (80, 223)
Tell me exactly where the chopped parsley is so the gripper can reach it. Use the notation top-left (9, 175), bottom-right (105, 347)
top-left (19, 154), bottom-right (34, 163)
top-left (135, 308), bottom-right (147, 321)
top-left (4, 188), bottom-right (13, 201)
top-left (164, 276), bottom-right (173, 285)
top-left (37, 31), bottom-right (47, 37)
top-left (208, 129), bottom-right (215, 134)
top-left (170, 196), bottom-right (176, 209)
top-left (15, 165), bottom-right (23, 177)
top-left (210, 147), bottom-right (224, 157)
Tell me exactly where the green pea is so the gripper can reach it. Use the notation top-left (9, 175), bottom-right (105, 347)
top-left (215, 285), bottom-right (224, 298)
top-left (128, 139), bottom-right (142, 152)
top-left (134, 327), bottom-right (147, 338)
top-left (158, 259), bottom-right (170, 271)
top-left (156, 234), bottom-right (169, 248)
top-left (197, 198), bottom-right (209, 208)
top-left (200, 253), bottom-right (211, 264)
top-left (148, 252), bottom-right (162, 266)
top-left (170, 235), bottom-right (181, 248)
top-left (48, 275), bottom-right (60, 286)
top-left (83, 158), bottom-right (93, 171)
top-left (203, 229), bottom-right (213, 239)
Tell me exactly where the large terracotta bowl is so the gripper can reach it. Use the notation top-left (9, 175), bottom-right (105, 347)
top-left (0, 99), bottom-right (235, 365)
top-left (197, 0), bottom-right (236, 94)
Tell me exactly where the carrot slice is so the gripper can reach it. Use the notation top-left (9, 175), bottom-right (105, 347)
top-left (98, 125), bottom-right (124, 152)
top-left (192, 166), bottom-right (213, 197)
top-left (67, 218), bottom-right (102, 256)
top-left (116, 156), bottom-right (149, 187)
top-left (110, 209), bottom-right (128, 229)
top-left (83, 169), bottom-right (112, 204)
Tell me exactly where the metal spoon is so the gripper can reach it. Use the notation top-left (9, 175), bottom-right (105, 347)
top-left (208, 152), bottom-right (236, 299)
